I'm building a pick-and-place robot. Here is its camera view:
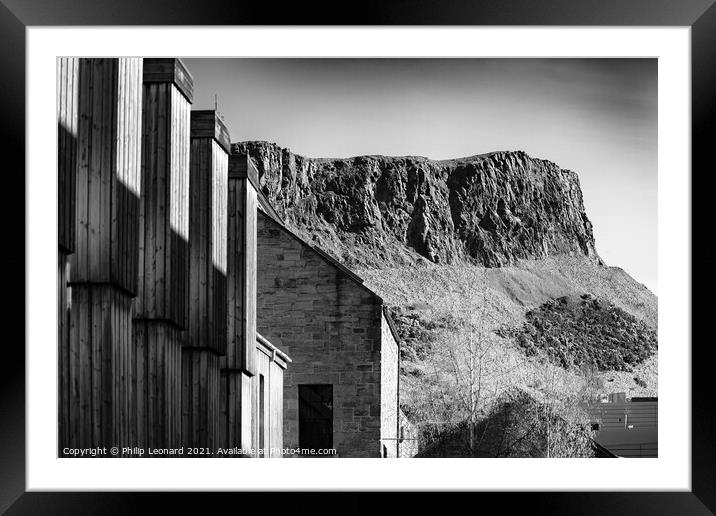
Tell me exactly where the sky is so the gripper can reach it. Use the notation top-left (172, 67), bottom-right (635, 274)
top-left (183, 58), bottom-right (657, 294)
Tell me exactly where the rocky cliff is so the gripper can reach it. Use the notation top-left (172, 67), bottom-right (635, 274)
top-left (233, 141), bottom-right (601, 268)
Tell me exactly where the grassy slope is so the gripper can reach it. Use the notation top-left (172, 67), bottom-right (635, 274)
top-left (357, 255), bottom-right (658, 408)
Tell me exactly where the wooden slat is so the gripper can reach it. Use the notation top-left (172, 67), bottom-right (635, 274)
top-left (224, 177), bottom-right (241, 369)
top-left (133, 321), bottom-right (183, 449)
top-left (57, 58), bottom-right (79, 254)
top-left (219, 370), bottom-right (238, 453)
top-left (60, 58), bottom-right (142, 455)
top-left (254, 351), bottom-right (270, 458)
top-left (251, 356), bottom-right (260, 456)
top-left (240, 371), bottom-right (254, 456)
top-left (213, 140), bottom-right (228, 353)
top-left (58, 252), bottom-right (71, 449)
top-left (135, 69), bottom-right (191, 326)
top-left (269, 360), bottom-right (284, 457)
top-left (186, 113), bottom-right (228, 353)
top-left (225, 153), bottom-right (258, 374)
top-left (65, 285), bottom-right (133, 451)
top-left (181, 348), bottom-right (220, 450)
top-left (245, 188), bottom-right (257, 371)
top-left (71, 58), bottom-right (142, 295)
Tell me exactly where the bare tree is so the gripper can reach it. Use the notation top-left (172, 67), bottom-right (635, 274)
top-left (403, 265), bottom-right (595, 458)
top-left (528, 354), bottom-right (596, 458)
top-left (437, 266), bottom-right (515, 455)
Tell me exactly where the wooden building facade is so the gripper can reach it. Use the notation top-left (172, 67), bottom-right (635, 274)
top-left (59, 58), bottom-right (143, 451)
top-left (57, 58), bottom-right (290, 457)
top-left (133, 58), bottom-right (191, 450)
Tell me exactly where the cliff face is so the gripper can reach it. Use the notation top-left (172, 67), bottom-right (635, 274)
top-left (233, 141), bottom-right (600, 268)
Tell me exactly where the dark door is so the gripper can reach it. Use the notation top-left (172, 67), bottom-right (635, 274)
top-left (298, 384), bottom-right (333, 454)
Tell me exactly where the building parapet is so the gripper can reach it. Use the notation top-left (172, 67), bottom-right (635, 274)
top-left (256, 332), bottom-right (292, 369)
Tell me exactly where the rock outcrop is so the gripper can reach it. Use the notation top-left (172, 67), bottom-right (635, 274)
top-left (233, 141), bottom-right (601, 268)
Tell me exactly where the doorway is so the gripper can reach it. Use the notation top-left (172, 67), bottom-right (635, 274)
top-left (298, 384), bottom-right (333, 454)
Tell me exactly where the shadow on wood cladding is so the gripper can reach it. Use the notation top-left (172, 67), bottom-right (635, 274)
top-left (57, 57), bottom-right (78, 444)
top-left (186, 128), bottom-right (229, 354)
top-left (135, 73), bottom-right (191, 326)
top-left (57, 58), bottom-right (79, 255)
top-left (182, 109), bottom-right (230, 451)
top-left (218, 152), bottom-right (260, 454)
top-left (71, 58), bottom-right (142, 295)
top-left (58, 58), bottom-right (292, 458)
top-left (59, 58), bottom-right (144, 454)
top-left (132, 58), bottom-right (193, 450)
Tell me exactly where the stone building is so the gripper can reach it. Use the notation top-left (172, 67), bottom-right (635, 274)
top-left (252, 173), bottom-right (404, 457)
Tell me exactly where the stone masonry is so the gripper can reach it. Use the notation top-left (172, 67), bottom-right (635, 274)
top-left (380, 312), bottom-right (399, 458)
top-left (256, 210), bottom-right (400, 457)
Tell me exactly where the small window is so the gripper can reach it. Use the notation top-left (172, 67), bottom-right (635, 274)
top-left (591, 423), bottom-right (600, 431)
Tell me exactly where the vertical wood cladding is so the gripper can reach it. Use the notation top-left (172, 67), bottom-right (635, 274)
top-left (61, 58), bottom-right (142, 453)
top-left (226, 154), bottom-right (258, 373)
top-left (268, 360), bottom-right (285, 457)
top-left (253, 348), bottom-right (284, 457)
top-left (255, 352), bottom-right (270, 457)
top-left (57, 58), bottom-right (79, 254)
top-left (181, 348), bottom-right (220, 449)
top-left (131, 60), bottom-right (192, 451)
top-left (67, 285), bottom-right (134, 450)
top-left (240, 371), bottom-right (254, 455)
top-left (58, 252), bottom-right (71, 448)
top-left (135, 67), bottom-right (191, 325)
top-left (58, 60), bottom-right (296, 458)
top-left (187, 114), bottom-right (228, 353)
top-left (256, 211), bottom-right (387, 457)
top-left (219, 370), bottom-right (240, 453)
top-left (71, 58), bottom-right (143, 295)
top-left (218, 154), bottom-right (260, 455)
top-left (141, 57), bottom-right (194, 105)
top-left (182, 111), bottom-right (229, 450)
top-left (221, 341), bottom-right (287, 458)
top-left (133, 321), bottom-right (183, 448)
top-left (57, 58), bottom-right (78, 451)
top-left (218, 368), bottom-right (263, 456)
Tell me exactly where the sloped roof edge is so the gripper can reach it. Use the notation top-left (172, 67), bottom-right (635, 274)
top-left (257, 209), bottom-right (384, 304)
top-left (256, 185), bottom-right (284, 223)
top-left (382, 306), bottom-right (402, 349)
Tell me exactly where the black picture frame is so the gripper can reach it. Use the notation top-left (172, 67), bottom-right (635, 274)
top-left (2, 1), bottom-right (714, 513)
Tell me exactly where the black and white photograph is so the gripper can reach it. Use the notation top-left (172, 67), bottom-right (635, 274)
top-left (2, 2), bottom-right (710, 507)
top-left (56, 57), bottom-right (658, 460)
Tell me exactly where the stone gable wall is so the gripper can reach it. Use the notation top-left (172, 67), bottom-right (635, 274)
top-left (380, 313), bottom-right (399, 457)
top-left (256, 211), bottom-right (387, 457)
